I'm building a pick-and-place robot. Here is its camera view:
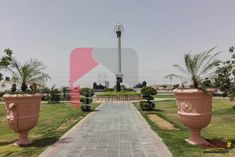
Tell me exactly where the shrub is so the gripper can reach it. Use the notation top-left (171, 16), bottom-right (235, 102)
top-left (126, 87), bottom-right (134, 91)
top-left (140, 86), bottom-right (157, 110)
top-left (104, 88), bottom-right (114, 92)
top-left (139, 101), bottom-right (155, 111)
top-left (80, 97), bottom-right (93, 104)
top-left (141, 86), bottom-right (157, 102)
top-left (80, 88), bottom-right (94, 111)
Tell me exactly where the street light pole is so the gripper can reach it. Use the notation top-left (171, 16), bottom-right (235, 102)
top-left (114, 23), bottom-right (124, 92)
top-left (118, 33), bottom-right (121, 73)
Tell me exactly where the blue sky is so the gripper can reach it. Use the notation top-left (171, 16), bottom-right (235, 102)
top-left (0, 0), bottom-right (235, 87)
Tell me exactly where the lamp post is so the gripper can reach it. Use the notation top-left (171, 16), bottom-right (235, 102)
top-left (114, 23), bottom-right (124, 92)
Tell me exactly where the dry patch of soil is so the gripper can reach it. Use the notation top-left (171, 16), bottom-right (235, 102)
top-left (147, 114), bottom-right (180, 131)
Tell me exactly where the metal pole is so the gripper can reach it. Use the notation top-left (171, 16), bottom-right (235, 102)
top-left (118, 36), bottom-right (121, 73)
top-left (115, 24), bottom-right (123, 92)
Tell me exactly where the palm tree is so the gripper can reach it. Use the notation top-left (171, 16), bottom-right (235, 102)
top-left (8, 59), bottom-right (50, 92)
top-left (165, 47), bottom-right (221, 88)
top-left (61, 86), bottom-right (69, 101)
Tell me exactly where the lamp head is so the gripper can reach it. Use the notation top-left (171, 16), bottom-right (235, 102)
top-left (114, 23), bottom-right (124, 37)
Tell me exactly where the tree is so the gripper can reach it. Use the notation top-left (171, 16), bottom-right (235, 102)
top-left (97, 84), bottom-right (105, 89)
top-left (8, 59), bottom-right (50, 92)
top-left (134, 81), bottom-right (147, 88)
top-left (134, 83), bottom-right (142, 88)
top-left (215, 46), bottom-right (235, 105)
top-left (141, 81), bottom-right (147, 87)
top-left (0, 49), bottom-right (12, 82)
top-left (165, 47), bottom-right (220, 89)
top-left (93, 82), bottom-right (98, 89)
top-left (61, 87), bottom-right (69, 101)
top-left (48, 86), bottom-right (61, 104)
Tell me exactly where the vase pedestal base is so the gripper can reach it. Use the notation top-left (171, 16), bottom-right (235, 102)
top-left (185, 137), bottom-right (210, 145)
top-left (13, 132), bottom-right (32, 146)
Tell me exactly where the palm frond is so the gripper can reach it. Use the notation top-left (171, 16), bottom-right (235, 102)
top-left (198, 52), bottom-right (221, 76)
top-left (173, 64), bottom-right (188, 74)
top-left (199, 59), bottom-right (221, 77)
top-left (7, 58), bottom-right (50, 90)
top-left (165, 74), bottom-right (191, 82)
top-left (166, 47), bottom-right (220, 88)
top-left (196, 47), bottom-right (218, 73)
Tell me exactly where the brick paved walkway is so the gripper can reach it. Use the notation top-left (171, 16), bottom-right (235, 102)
top-left (39, 102), bottom-right (172, 157)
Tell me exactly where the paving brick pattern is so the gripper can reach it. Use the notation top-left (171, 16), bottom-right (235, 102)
top-left (39, 102), bottom-right (172, 157)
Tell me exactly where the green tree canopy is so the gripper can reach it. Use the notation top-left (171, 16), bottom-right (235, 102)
top-left (0, 49), bottom-right (12, 81)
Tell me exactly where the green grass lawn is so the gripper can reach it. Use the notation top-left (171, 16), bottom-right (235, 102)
top-left (134, 99), bottom-right (235, 157)
top-left (0, 102), bottom-right (100, 157)
top-left (155, 94), bottom-right (175, 99)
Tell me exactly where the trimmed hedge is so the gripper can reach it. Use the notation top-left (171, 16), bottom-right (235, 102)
top-left (140, 101), bottom-right (155, 111)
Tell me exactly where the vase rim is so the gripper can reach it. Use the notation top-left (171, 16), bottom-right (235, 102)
top-left (3, 93), bottom-right (43, 98)
top-left (174, 88), bottom-right (215, 94)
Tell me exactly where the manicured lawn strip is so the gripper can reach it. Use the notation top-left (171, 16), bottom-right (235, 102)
top-left (0, 103), bottom-right (100, 157)
top-left (133, 99), bottom-right (235, 157)
top-left (155, 94), bottom-right (175, 99)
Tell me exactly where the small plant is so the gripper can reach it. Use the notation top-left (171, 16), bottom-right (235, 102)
top-left (165, 47), bottom-right (220, 89)
top-left (140, 86), bottom-right (157, 110)
top-left (80, 88), bottom-right (94, 111)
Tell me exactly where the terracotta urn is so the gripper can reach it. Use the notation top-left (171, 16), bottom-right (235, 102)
top-left (175, 89), bottom-right (213, 145)
top-left (3, 94), bottom-right (42, 145)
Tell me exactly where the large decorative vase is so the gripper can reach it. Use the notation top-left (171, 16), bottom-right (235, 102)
top-left (3, 94), bottom-right (42, 145)
top-left (175, 89), bottom-right (213, 145)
